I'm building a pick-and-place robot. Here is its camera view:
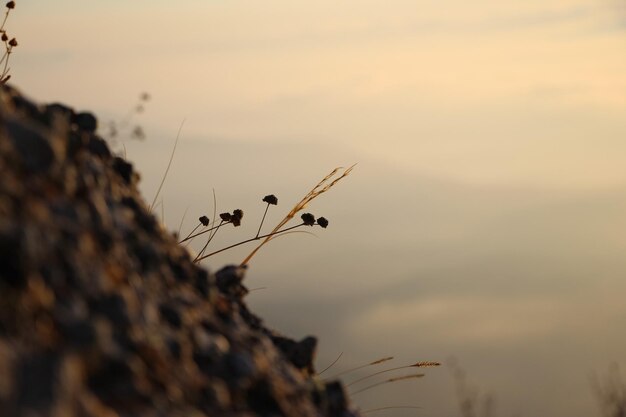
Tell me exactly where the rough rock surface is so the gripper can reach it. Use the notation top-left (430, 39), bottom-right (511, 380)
top-left (0, 85), bottom-right (357, 417)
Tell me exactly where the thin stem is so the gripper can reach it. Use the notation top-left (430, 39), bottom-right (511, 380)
top-left (256, 203), bottom-right (270, 238)
top-left (362, 406), bottom-right (422, 414)
top-left (347, 361), bottom-right (441, 387)
top-left (0, 9), bottom-right (11, 32)
top-left (318, 352), bottom-right (344, 375)
top-left (180, 222), bottom-right (201, 243)
top-left (347, 365), bottom-right (413, 387)
top-left (179, 221), bottom-right (230, 244)
top-left (350, 374), bottom-right (424, 396)
top-left (0, 48), bottom-right (11, 80)
top-left (150, 119), bottom-right (185, 211)
top-left (195, 223), bottom-right (306, 263)
top-left (177, 206), bottom-right (191, 238)
top-left (194, 220), bottom-right (224, 261)
top-left (329, 356), bottom-right (394, 379)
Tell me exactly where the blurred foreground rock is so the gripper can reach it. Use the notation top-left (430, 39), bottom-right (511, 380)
top-left (0, 85), bottom-right (357, 417)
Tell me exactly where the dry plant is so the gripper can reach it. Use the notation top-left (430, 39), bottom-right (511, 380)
top-left (104, 92), bottom-right (151, 146)
top-left (350, 373), bottom-right (425, 396)
top-left (240, 165), bottom-right (355, 266)
top-left (449, 359), bottom-right (495, 417)
top-left (177, 166), bottom-right (355, 265)
top-left (322, 356), bottom-right (439, 413)
top-left (591, 364), bottom-right (626, 417)
top-left (346, 361), bottom-right (441, 387)
top-left (0, 1), bottom-right (17, 84)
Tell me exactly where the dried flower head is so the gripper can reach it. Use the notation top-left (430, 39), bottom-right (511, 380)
top-left (5, 1), bottom-right (15, 9)
top-left (199, 216), bottom-right (210, 227)
top-left (8, 37), bottom-right (16, 47)
top-left (231, 209), bottom-right (244, 226)
top-left (131, 126), bottom-right (145, 140)
top-left (301, 213), bottom-right (316, 226)
top-left (1, 33), bottom-right (7, 42)
top-left (316, 217), bottom-right (329, 228)
top-left (262, 194), bottom-right (278, 205)
top-left (219, 212), bottom-right (232, 222)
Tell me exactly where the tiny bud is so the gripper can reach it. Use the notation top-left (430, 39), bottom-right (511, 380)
top-left (301, 213), bottom-right (316, 226)
top-left (262, 194), bottom-right (278, 205)
top-left (316, 217), bottom-right (329, 228)
top-left (131, 126), bottom-right (145, 140)
top-left (199, 216), bottom-right (209, 227)
top-left (232, 209), bottom-right (243, 221)
top-left (6, 1), bottom-right (15, 9)
top-left (8, 38), bottom-right (17, 47)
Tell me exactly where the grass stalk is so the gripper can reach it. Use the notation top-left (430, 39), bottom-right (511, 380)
top-left (350, 373), bottom-right (425, 397)
top-left (150, 118), bottom-right (185, 211)
top-left (240, 165), bottom-right (355, 266)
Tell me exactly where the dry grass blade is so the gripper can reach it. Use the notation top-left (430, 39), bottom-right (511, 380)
top-left (350, 373), bottom-right (425, 396)
top-left (362, 406), bottom-right (422, 414)
top-left (330, 356), bottom-right (394, 379)
top-left (347, 361), bottom-right (440, 387)
top-left (177, 206), bottom-right (190, 237)
top-left (150, 119), bottom-right (185, 211)
top-left (318, 352), bottom-right (344, 375)
top-left (240, 164), bottom-right (355, 266)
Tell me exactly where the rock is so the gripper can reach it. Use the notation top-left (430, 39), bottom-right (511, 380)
top-left (0, 85), bottom-right (360, 417)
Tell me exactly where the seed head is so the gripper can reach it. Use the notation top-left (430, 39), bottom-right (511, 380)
top-left (199, 216), bottom-right (210, 227)
top-left (232, 209), bottom-right (244, 226)
top-left (219, 212), bottom-right (232, 222)
top-left (6, 1), bottom-right (15, 9)
top-left (8, 38), bottom-right (17, 47)
top-left (262, 194), bottom-right (278, 205)
top-left (316, 217), bottom-right (329, 228)
top-left (301, 213), bottom-right (316, 226)
top-left (1, 33), bottom-right (7, 42)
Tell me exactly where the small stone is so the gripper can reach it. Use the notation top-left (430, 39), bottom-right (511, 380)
top-left (86, 136), bottom-right (111, 159)
top-left (73, 112), bottom-right (97, 133)
top-left (6, 119), bottom-right (55, 173)
top-left (158, 303), bottom-right (182, 329)
top-left (112, 157), bottom-right (134, 184)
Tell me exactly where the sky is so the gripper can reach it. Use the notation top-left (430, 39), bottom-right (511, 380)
top-left (9, 1), bottom-right (626, 416)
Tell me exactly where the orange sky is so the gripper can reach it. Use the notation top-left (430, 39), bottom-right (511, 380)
top-left (13, 0), bottom-right (626, 187)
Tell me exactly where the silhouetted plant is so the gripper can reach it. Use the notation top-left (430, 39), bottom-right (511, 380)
top-left (449, 359), bottom-right (495, 417)
top-left (0, 1), bottom-right (17, 84)
top-left (104, 92), bottom-right (150, 145)
top-left (592, 364), bottom-right (626, 417)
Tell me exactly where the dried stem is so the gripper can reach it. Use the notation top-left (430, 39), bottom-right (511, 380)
top-left (329, 356), bottom-right (394, 379)
top-left (150, 119), bottom-right (185, 211)
top-left (347, 361), bottom-right (440, 387)
top-left (362, 406), bottom-right (422, 414)
top-left (195, 222), bottom-right (307, 263)
top-left (350, 373), bottom-right (425, 396)
top-left (256, 203), bottom-right (270, 238)
top-left (318, 352), bottom-right (344, 376)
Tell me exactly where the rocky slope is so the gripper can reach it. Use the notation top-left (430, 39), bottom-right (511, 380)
top-left (0, 85), bottom-right (356, 417)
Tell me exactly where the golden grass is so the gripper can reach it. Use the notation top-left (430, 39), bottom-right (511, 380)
top-left (240, 164), bottom-right (355, 266)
